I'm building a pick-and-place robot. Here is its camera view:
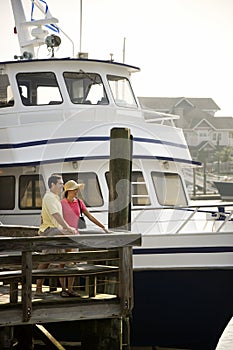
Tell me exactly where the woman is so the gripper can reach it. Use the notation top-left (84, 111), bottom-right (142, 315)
top-left (60, 180), bottom-right (109, 297)
top-left (61, 180), bottom-right (108, 233)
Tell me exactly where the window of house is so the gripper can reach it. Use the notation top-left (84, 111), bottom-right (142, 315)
top-left (199, 131), bottom-right (208, 138)
top-left (0, 176), bottom-right (15, 209)
top-left (16, 72), bottom-right (62, 105)
top-left (212, 132), bottom-right (217, 141)
top-left (0, 73), bottom-right (14, 107)
top-left (62, 172), bottom-right (103, 207)
top-left (63, 72), bottom-right (108, 105)
top-left (19, 175), bottom-right (46, 209)
top-left (107, 75), bottom-right (137, 107)
top-left (105, 170), bottom-right (150, 206)
top-left (151, 171), bottom-right (187, 206)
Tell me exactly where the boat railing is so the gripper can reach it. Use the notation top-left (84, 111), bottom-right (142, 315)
top-left (173, 205), bottom-right (233, 233)
top-left (90, 202), bottom-right (233, 234)
top-left (141, 202), bottom-right (233, 233)
top-left (141, 108), bottom-right (180, 126)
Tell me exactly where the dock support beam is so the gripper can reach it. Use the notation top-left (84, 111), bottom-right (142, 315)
top-left (80, 318), bottom-right (123, 349)
top-left (0, 326), bottom-right (14, 350)
top-left (14, 325), bottom-right (33, 350)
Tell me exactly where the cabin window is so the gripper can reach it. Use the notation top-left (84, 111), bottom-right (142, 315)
top-left (151, 171), bottom-right (187, 206)
top-left (16, 72), bottom-right (62, 106)
top-left (19, 175), bottom-right (46, 209)
top-left (62, 172), bottom-right (103, 207)
top-left (0, 176), bottom-right (15, 210)
top-left (107, 75), bottom-right (137, 108)
top-left (63, 72), bottom-right (108, 105)
top-left (105, 171), bottom-right (150, 206)
top-left (0, 73), bottom-right (14, 107)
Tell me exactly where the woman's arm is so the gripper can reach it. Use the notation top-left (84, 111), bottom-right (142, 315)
top-left (83, 210), bottom-right (109, 233)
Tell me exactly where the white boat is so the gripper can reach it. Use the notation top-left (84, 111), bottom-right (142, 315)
top-left (1, 1), bottom-right (233, 349)
top-left (214, 180), bottom-right (233, 201)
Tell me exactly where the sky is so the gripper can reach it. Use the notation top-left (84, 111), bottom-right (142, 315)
top-left (1, 0), bottom-right (233, 116)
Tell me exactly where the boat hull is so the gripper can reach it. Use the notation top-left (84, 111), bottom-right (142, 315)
top-left (214, 181), bottom-right (233, 201)
top-left (38, 267), bottom-right (233, 349)
top-left (131, 268), bottom-right (233, 349)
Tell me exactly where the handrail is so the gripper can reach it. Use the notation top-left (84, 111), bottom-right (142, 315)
top-left (90, 202), bottom-right (233, 213)
top-left (0, 230), bottom-right (141, 325)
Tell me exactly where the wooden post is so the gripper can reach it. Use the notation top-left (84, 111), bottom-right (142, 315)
top-left (118, 247), bottom-right (133, 350)
top-left (10, 281), bottom-right (18, 303)
top-left (118, 247), bottom-right (133, 313)
top-left (203, 161), bottom-right (207, 194)
top-left (80, 318), bottom-right (122, 350)
top-left (14, 325), bottom-right (33, 350)
top-left (21, 251), bottom-right (32, 322)
top-left (0, 327), bottom-right (14, 349)
top-left (193, 168), bottom-right (196, 197)
top-left (108, 128), bottom-right (132, 230)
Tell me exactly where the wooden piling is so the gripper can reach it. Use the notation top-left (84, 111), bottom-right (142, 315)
top-left (108, 127), bottom-right (133, 349)
top-left (108, 127), bottom-right (132, 230)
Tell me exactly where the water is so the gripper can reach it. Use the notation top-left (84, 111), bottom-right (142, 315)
top-left (215, 317), bottom-right (233, 350)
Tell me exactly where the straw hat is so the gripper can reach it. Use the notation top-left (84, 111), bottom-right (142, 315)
top-left (63, 180), bottom-right (84, 193)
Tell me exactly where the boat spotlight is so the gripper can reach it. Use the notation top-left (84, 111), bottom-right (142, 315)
top-left (45, 34), bottom-right (61, 57)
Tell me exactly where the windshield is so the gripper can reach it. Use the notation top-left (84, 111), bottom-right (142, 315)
top-left (63, 72), bottom-right (108, 105)
top-left (107, 75), bottom-right (137, 108)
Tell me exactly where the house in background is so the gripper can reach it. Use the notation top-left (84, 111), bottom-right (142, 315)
top-left (138, 97), bottom-right (233, 165)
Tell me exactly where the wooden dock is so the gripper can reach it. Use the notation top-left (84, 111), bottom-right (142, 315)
top-left (0, 225), bottom-right (141, 349)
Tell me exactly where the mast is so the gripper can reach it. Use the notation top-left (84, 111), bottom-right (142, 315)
top-left (10, 0), bottom-right (59, 59)
top-left (11, 0), bottom-right (35, 57)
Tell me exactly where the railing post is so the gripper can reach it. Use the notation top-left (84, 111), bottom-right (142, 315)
top-left (118, 246), bottom-right (133, 314)
top-left (21, 250), bottom-right (32, 322)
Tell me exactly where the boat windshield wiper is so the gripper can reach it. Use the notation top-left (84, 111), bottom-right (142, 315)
top-left (79, 70), bottom-right (101, 85)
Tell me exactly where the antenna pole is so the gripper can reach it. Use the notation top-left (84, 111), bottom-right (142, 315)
top-left (79, 0), bottom-right (83, 53)
top-left (123, 37), bottom-right (126, 63)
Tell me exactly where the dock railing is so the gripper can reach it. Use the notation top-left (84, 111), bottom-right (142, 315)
top-left (0, 225), bottom-right (141, 327)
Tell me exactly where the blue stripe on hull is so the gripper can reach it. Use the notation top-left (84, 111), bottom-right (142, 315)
top-left (131, 269), bottom-right (233, 349)
top-left (0, 136), bottom-right (185, 150)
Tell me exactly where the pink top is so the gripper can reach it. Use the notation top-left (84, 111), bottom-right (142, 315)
top-left (61, 198), bottom-right (87, 229)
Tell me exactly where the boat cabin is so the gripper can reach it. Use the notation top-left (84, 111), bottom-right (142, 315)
top-left (0, 58), bottom-right (191, 229)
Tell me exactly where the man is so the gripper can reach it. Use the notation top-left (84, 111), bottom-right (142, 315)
top-left (35, 174), bottom-right (77, 297)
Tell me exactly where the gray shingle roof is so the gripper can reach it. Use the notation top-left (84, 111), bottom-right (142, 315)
top-left (138, 97), bottom-right (220, 111)
top-left (138, 96), bottom-right (233, 130)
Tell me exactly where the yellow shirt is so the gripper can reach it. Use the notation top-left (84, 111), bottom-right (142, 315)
top-left (39, 191), bottom-right (63, 233)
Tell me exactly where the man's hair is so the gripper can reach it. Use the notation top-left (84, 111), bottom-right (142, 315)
top-left (48, 174), bottom-right (62, 188)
